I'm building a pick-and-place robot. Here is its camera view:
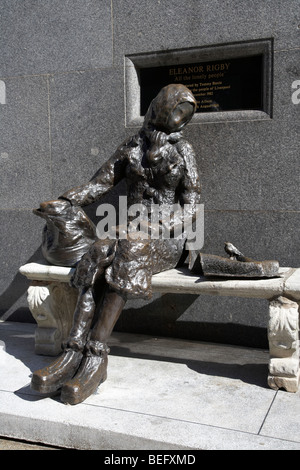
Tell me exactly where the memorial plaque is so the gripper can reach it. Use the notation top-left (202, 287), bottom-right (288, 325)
top-left (140, 55), bottom-right (263, 115)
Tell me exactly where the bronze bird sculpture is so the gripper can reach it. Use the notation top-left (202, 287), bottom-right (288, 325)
top-left (224, 242), bottom-right (248, 262)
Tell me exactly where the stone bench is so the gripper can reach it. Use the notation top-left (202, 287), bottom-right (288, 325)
top-left (19, 262), bottom-right (300, 393)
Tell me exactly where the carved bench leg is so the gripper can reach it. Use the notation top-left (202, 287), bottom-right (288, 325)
top-left (27, 281), bottom-right (78, 356)
top-left (268, 296), bottom-right (300, 393)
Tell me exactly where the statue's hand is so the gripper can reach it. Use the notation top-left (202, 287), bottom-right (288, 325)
top-left (70, 240), bottom-right (116, 289)
top-left (70, 258), bottom-right (100, 289)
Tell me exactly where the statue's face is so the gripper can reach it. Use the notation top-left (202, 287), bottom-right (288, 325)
top-left (166, 101), bottom-right (195, 133)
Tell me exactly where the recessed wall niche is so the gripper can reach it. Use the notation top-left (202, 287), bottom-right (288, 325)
top-left (125, 39), bottom-right (273, 127)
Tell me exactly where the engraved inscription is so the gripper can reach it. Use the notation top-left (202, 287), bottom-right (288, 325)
top-left (140, 56), bottom-right (263, 115)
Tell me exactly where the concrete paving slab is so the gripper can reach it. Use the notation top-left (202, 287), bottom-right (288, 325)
top-left (1, 321), bottom-right (300, 450)
top-left (260, 388), bottom-right (300, 442)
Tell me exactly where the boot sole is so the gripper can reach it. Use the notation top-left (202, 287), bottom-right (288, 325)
top-left (31, 374), bottom-right (75, 394)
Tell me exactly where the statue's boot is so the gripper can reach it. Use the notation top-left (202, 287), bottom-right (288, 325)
top-left (31, 347), bottom-right (83, 394)
top-left (61, 341), bottom-right (109, 405)
top-left (61, 290), bottom-right (125, 405)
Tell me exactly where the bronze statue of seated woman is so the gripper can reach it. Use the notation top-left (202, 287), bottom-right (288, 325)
top-left (31, 84), bottom-right (278, 405)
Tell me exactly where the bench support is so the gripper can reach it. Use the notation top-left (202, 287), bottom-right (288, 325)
top-left (27, 281), bottom-right (77, 355)
top-left (268, 296), bottom-right (300, 393)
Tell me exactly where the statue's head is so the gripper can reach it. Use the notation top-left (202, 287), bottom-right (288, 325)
top-left (143, 84), bottom-right (197, 134)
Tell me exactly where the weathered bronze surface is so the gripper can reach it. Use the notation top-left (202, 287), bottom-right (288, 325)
top-left (33, 200), bottom-right (97, 267)
top-left (199, 255), bottom-right (279, 278)
top-left (31, 84), bottom-right (202, 404)
top-left (190, 242), bottom-right (279, 278)
top-left (31, 84), bottom-right (278, 405)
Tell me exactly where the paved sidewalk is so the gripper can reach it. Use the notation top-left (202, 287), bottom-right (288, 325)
top-left (1, 321), bottom-right (300, 450)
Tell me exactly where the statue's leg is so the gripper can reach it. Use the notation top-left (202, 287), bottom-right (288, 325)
top-left (66, 286), bottom-right (97, 351)
top-left (61, 289), bottom-right (126, 405)
top-left (31, 286), bottom-right (97, 394)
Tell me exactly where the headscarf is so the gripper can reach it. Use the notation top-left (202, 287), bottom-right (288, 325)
top-left (143, 83), bottom-right (197, 135)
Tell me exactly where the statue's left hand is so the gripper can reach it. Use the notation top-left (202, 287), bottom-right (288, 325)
top-left (70, 257), bottom-right (99, 289)
top-left (70, 240), bottom-right (116, 289)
